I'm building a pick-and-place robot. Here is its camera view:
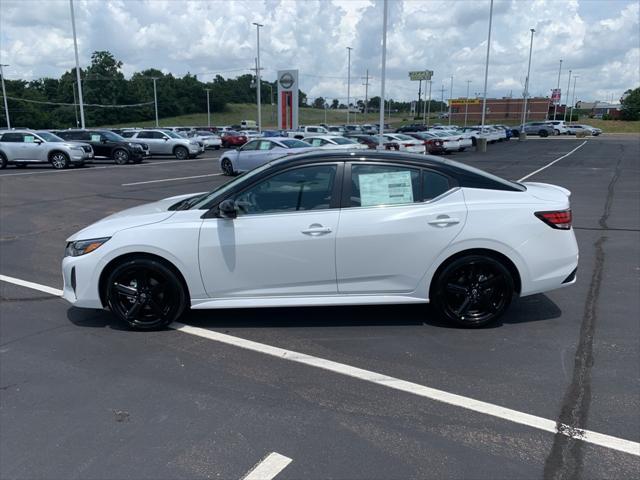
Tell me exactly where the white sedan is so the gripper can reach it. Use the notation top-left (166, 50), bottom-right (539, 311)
top-left (190, 131), bottom-right (222, 150)
top-left (303, 135), bottom-right (369, 150)
top-left (380, 133), bottom-right (426, 154)
top-left (62, 150), bottom-right (578, 330)
top-left (219, 137), bottom-right (313, 175)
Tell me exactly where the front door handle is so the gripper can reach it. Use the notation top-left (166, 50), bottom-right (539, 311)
top-left (301, 224), bottom-right (332, 236)
top-left (428, 216), bottom-right (460, 226)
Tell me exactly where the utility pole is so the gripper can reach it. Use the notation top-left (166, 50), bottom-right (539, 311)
top-left (205, 88), bottom-right (211, 127)
top-left (426, 80), bottom-right (432, 128)
top-left (269, 83), bottom-right (274, 123)
top-left (72, 81), bottom-right (79, 127)
top-left (520, 28), bottom-right (535, 129)
top-left (553, 59), bottom-right (562, 121)
top-left (253, 22), bottom-right (263, 133)
top-left (563, 69), bottom-right (572, 122)
top-left (0, 64), bottom-right (11, 129)
top-left (69, 0), bottom-right (85, 128)
top-left (417, 79), bottom-right (422, 118)
top-left (440, 84), bottom-right (445, 115)
top-left (361, 69), bottom-right (370, 115)
top-left (570, 75), bottom-right (579, 121)
top-left (464, 80), bottom-right (471, 127)
top-left (480, 0), bottom-right (494, 128)
top-left (346, 46), bottom-right (352, 124)
top-left (448, 75), bottom-right (453, 126)
top-left (152, 77), bottom-right (159, 127)
top-left (378, 0), bottom-right (388, 147)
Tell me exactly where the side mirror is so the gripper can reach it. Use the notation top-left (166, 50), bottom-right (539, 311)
top-left (163, 137), bottom-right (169, 141)
top-left (34, 139), bottom-right (43, 145)
top-left (218, 199), bottom-right (238, 219)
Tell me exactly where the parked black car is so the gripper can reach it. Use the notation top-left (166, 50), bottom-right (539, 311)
top-left (55, 129), bottom-right (150, 164)
top-left (395, 124), bottom-right (429, 133)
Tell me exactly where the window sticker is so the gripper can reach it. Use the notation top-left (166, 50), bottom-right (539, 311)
top-left (358, 171), bottom-right (414, 206)
top-left (91, 134), bottom-right (102, 142)
top-left (24, 135), bottom-right (36, 143)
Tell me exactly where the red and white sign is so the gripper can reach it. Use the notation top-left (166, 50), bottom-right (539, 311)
top-left (551, 88), bottom-right (561, 104)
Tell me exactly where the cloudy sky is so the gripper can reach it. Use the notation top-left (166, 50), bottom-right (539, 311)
top-left (1, 0), bottom-right (638, 105)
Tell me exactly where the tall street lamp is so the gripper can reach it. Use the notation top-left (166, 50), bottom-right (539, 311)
top-left (480, 0), bottom-right (494, 128)
top-left (152, 77), bottom-right (159, 127)
top-left (346, 46), bottom-right (352, 124)
top-left (0, 64), bottom-right (10, 129)
top-left (253, 22), bottom-right (263, 133)
top-left (448, 74), bottom-right (453, 126)
top-left (563, 69), bottom-right (572, 122)
top-left (570, 75), bottom-right (579, 121)
top-left (205, 88), bottom-right (211, 127)
top-left (425, 80), bottom-right (432, 128)
top-left (69, 0), bottom-right (85, 128)
top-left (553, 59), bottom-right (562, 121)
top-left (378, 0), bottom-right (388, 146)
top-left (520, 28), bottom-right (536, 130)
top-left (464, 80), bottom-right (472, 127)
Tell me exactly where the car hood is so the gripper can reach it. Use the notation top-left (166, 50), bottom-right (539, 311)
top-left (66, 192), bottom-right (205, 241)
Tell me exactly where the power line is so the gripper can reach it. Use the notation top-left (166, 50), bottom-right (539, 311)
top-left (0, 96), bottom-right (154, 108)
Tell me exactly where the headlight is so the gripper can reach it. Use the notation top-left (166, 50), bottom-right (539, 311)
top-left (65, 237), bottom-right (110, 257)
top-left (71, 146), bottom-right (84, 151)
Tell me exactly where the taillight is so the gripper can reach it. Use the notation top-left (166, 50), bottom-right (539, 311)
top-left (535, 209), bottom-right (572, 229)
top-left (404, 143), bottom-right (414, 147)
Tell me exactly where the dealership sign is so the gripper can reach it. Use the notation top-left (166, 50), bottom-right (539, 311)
top-left (551, 88), bottom-right (561, 104)
top-left (450, 98), bottom-right (481, 105)
top-left (409, 70), bottom-right (433, 81)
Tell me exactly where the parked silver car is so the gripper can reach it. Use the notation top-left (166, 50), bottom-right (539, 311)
top-left (129, 129), bottom-right (202, 159)
top-left (0, 130), bottom-right (93, 169)
top-left (513, 122), bottom-right (555, 137)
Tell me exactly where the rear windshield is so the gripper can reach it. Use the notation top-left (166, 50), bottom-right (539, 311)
top-left (331, 137), bottom-right (356, 145)
top-left (280, 139), bottom-right (310, 148)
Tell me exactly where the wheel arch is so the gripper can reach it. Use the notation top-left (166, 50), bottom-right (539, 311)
top-left (428, 248), bottom-right (522, 299)
top-left (98, 252), bottom-right (191, 307)
top-left (48, 149), bottom-right (70, 160)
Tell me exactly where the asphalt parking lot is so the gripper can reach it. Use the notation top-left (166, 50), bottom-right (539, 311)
top-left (1, 137), bottom-right (639, 479)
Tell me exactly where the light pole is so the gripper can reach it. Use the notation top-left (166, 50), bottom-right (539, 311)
top-left (362, 69), bottom-right (370, 115)
top-left (426, 80), bottom-right (432, 128)
top-left (553, 59), bottom-right (562, 121)
top-left (480, 0), bottom-right (494, 128)
top-left (346, 46), bottom-right (352, 124)
top-left (378, 0), bottom-right (388, 147)
top-left (253, 22), bottom-right (263, 133)
top-left (152, 77), bottom-right (159, 127)
top-left (72, 81), bottom-right (79, 127)
top-left (520, 28), bottom-right (535, 130)
top-left (205, 88), bottom-right (211, 127)
top-left (570, 75), bottom-right (579, 121)
top-left (268, 83), bottom-right (274, 123)
top-left (69, 0), bottom-right (85, 128)
top-left (440, 84), bottom-right (445, 115)
top-left (464, 80), bottom-right (471, 127)
top-left (0, 64), bottom-right (11, 129)
top-left (448, 74), bottom-right (453, 125)
top-left (563, 69), bottom-right (572, 122)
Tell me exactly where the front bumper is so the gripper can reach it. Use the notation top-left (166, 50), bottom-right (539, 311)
top-left (62, 254), bottom-right (104, 308)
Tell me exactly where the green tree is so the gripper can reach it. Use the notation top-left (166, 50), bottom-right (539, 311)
top-left (620, 87), bottom-right (640, 121)
top-left (312, 96), bottom-right (325, 109)
top-left (331, 99), bottom-right (339, 109)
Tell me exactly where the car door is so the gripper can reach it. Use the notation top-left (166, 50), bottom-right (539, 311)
top-left (85, 131), bottom-right (108, 158)
top-left (21, 133), bottom-right (47, 162)
top-left (135, 131), bottom-right (160, 154)
top-left (336, 163), bottom-right (467, 294)
top-left (198, 163), bottom-right (342, 298)
top-left (234, 140), bottom-right (260, 171)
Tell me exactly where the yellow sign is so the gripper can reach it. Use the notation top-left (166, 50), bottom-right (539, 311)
top-left (450, 98), bottom-right (481, 105)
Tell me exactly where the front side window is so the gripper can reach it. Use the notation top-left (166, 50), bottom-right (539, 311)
top-left (258, 141), bottom-right (273, 150)
top-left (23, 134), bottom-right (38, 143)
top-left (241, 140), bottom-right (260, 151)
top-left (232, 165), bottom-right (337, 215)
top-left (350, 164), bottom-right (420, 207)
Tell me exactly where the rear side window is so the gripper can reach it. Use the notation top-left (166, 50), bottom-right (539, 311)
top-left (1, 133), bottom-right (24, 142)
top-left (423, 170), bottom-right (451, 200)
top-left (350, 164), bottom-right (420, 207)
top-left (136, 131), bottom-right (153, 139)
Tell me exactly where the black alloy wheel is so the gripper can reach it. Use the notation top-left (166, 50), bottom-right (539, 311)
top-left (433, 255), bottom-right (514, 328)
top-left (221, 158), bottom-right (235, 176)
top-left (174, 146), bottom-right (188, 160)
top-left (0, 153), bottom-right (7, 169)
top-left (113, 149), bottom-right (130, 165)
top-left (106, 259), bottom-right (187, 330)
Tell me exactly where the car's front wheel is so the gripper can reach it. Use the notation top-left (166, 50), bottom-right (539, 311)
top-left (50, 152), bottom-right (70, 169)
top-left (431, 255), bottom-right (514, 328)
top-left (113, 149), bottom-right (130, 165)
top-left (174, 146), bottom-right (188, 160)
top-left (221, 158), bottom-right (235, 176)
top-left (106, 258), bottom-right (187, 330)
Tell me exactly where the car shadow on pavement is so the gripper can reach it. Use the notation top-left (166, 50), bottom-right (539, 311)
top-left (66, 293), bottom-right (561, 331)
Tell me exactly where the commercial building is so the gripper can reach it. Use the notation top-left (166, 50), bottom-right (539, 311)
top-left (449, 97), bottom-right (551, 123)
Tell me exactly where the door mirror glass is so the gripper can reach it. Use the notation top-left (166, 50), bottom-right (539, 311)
top-left (218, 199), bottom-right (238, 219)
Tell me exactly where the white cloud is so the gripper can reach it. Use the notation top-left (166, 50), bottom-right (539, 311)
top-left (0, 0), bottom-right (637, 105)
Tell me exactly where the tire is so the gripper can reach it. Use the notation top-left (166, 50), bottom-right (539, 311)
top-left (221, 158), bottom-right (235, 176)
top-left (431, 255), bottom-right (514, 328)
top-left (106, 258), bottom-right (187, 330)
top-left (458, 147), bottom-right (466, 152)
top-left (174, 146), bottom-right (188, 160)
top-left (214, 145), bottom-right (220, 150)
top-left (15, 163), bottom-right (27, 169)
top-left (471, 137), bottom-right (477, 146)
top-left (49, 152), bottom-right (70, 169)
top-left (0, 153), bottom-right (7, 169)
top-left (554, 129), bottom-right (561, 136)
top-left (131, 157), bottom-right (143, 164)
top-left (539, 130), bottom-right (549, 138)
top-left (113, 149), bottom-right (130, 165)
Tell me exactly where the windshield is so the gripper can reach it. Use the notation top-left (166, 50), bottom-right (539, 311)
top-left (101, 130), bottom-right (126, 142)
top-left (394, 134), bottom-right (414, 140)
top-left (36, 131), bottom-right (64, 142)
top-left (331, 137), bottom-right (356, 145)
top-left (189, 162), bottom-right (275, 209)
top-left (280, 139), bottom-right (310, 148)
top-left (164, 131), bottom-right (181, 139)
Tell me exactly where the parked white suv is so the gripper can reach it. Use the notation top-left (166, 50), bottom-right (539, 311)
top-left (129, 129), bottom-right (202, 159)
top-left (545, 120), bottom-right (569, 135)
top-left (0, 130), bottom-right (93, 169)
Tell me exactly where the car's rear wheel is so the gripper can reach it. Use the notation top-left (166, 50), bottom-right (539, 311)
top-left (0, 153), bottom-right (7, 169)
top-left (214, 145), bottom-right (220, 150)
top-left (106, 258), bottom-right (187, 330)
top-left (50, 152), bottom-right (70, 169)
top-left (174, 146), bottom-right (188, 160)
top-left (221, 158), bottom-right (235, 176)
top-left (113, 149), bottom-right (130, 165)
top-left (539, 130), bottom-right (549, 137)
top-left (432, 255), bottom-right (514, 328)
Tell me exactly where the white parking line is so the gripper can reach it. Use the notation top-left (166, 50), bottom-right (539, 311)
top-left (241, 452), bottom-right (292, 480)
top-left (518, 141), bottom-right (587, 182)
top-left (0, 157), bottom-right (214, 178)
top-left (122, 173), bottom-right (222, 186)
top-left (1, 273), bottom-right (639, 457)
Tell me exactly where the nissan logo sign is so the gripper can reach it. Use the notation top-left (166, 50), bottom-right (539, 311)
top-left (279, 72), bottom-right (295, 89)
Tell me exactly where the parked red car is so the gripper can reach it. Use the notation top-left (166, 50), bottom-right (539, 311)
top-left (220, 131), bottom-right (248, 148)
top-left (405, 132), bottom-right (446, 154)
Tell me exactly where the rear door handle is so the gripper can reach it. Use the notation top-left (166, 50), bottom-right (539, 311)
top-left (301, 224), bottom-right (332, 236)
top-left (428, 217), bottom-right (460, 226)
